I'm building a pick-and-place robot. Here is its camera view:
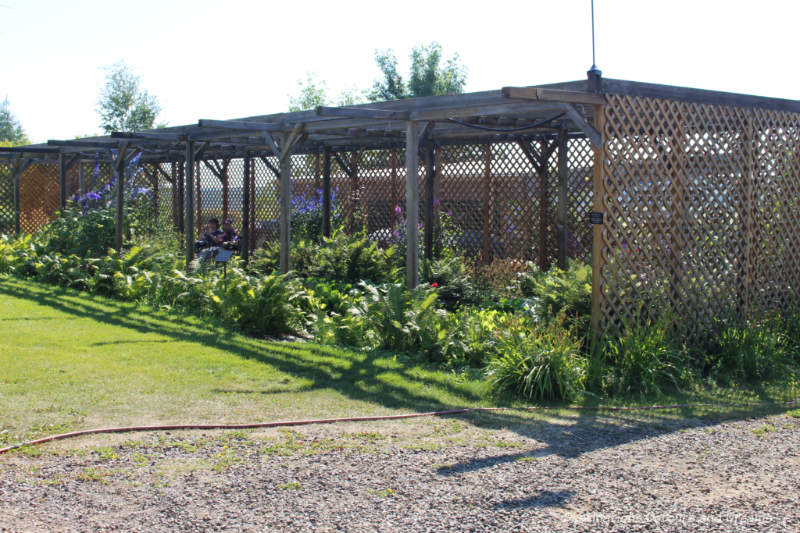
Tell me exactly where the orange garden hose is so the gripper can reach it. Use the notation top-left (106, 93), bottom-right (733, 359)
top-left (3, 401), bottom-right (795, 455)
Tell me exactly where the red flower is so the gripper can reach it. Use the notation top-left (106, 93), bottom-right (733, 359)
top-left (430, 282), bottom-right (439, 288)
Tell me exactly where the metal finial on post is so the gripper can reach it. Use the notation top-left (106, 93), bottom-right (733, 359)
top-left (587, 0), bottom-right (602, 93)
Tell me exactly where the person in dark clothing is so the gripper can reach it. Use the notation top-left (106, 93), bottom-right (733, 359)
top-left (202, 218), bottom-right (224, 247)
top-left (220, 218), bottom-right (238, 244)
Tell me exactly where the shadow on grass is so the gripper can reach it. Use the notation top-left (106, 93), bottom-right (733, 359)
top-left (3, 279), bottom-right (798, 469)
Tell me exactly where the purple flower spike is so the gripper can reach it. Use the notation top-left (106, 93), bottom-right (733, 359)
top-left (433, 198), bottom-right (440, 207)
top-left (394, 205), bottom-right (402, 215)
top-left (87, 192), bottom-right (101, 200)
top-left (446, 210), bottom-right (453, 217)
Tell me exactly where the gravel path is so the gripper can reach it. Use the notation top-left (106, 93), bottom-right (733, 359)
top-left (1, 410), bottom-right (798, 532)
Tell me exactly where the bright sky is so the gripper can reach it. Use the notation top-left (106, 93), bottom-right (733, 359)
top-left (1, 0), bottom-right (797, 143)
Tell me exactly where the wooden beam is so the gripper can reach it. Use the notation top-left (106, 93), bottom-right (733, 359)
top-left (258, 156), bottom-right (279, 177)
top-left (113, 143), bottom-right (129, 251)
top-left (316, 106), bottom-right (411, 120)
top-left (322, 148), bottom-right (332, 238)
top-left (59, 153), bottom-right (67, 209)
top-left (278, 134), bottom-right (291, 273)
top-left (556, 130), bottom-right (568, 269)
top-left (405, 121), bottom-right (420, 289)
top-left (241, 154), bottom-right (251, 263)
top-left (590, 105), bottom-right (605, 336)
top-left (423, 143), bottom-right (436, 267)
top-left (197, 119), bottom-right (287, 132)
top-left (281, 123), bottom-right (305, 161)
top-left (501, 87), bottom-right (606, 106)
top-left (263, 131), bottom-right (281, 158)
top-left (557, 102), bottom-right (603, 149)
top-left (332, 151), bottom-right (355, 178)
top-left (111, 131), bottom-right (186, 142)
top-left (409, 102), bottom-right (557, 122)
top-left (184, 140), bottom-right (195, 267)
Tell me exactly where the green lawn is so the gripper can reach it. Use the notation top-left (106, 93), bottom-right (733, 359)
top-left (1, 278), bottom-right (796, 450)
top-left (0, 278), bottom-right (490, 445)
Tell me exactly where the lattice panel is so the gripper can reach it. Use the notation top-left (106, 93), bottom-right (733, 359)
top-left (567, 138), bottom-right (594, 262)
top-left (599, 94), bottom-right (800, 334)
top-left (0, 162), bottom-right (12, 234)
top-left (19, 162), bottom-right (59, 232)
top-left (252, 156), bottom-right (280, 248)
top-left (437, 144), bottom-right (489, 256)
top-left (358, 149), bottom-right (397, 240)
top-left (225, 158), bottom-right (248, 245)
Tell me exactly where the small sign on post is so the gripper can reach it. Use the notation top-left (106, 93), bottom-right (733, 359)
top-left (589, 211), bottom-right (604, 225)
top-left (214, 249), bottom-right (235, 279)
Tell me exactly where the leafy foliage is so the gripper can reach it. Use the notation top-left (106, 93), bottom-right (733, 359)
top-left (369, 42), bottom-right (467, 101)
top-left (0, 97), bottom-right (29, 145)
top-left (97, 62), bottom-right (161, 133)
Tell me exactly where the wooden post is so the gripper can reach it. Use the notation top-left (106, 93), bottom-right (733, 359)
top-left (184, 141), bottom-right (195, 267)
top-left (557, 131), bottom-right (569, 269)
top-left (242, 153), bottom-right (251, 263)
top-left (322, 148), bottom-right (332, 237)
top-left (391, 149), bottom-right (398, 233)
top-left (13, 166), bottom-right (21, 234)
top-left (538, 140), bottom-right (550, 269)
top-left (249, 158), bottom-right (255, 249)
top-left (195, 160), bottom-right (202, 235)
top-left (743, 112), bottom-right (755, 318)
top-left (78, 160), bottom-right (86, 196)
top-left (222, 159), bottom-right (229, 222)
top-left (176, 161), bottom-right (185, 234)
top-left (482, 144), bottom-right (491, 263)
top-left (279, 135), bottom-right (292, 273)
top-left (405, 121), bottom-right (420, 289)
top-left (590, 106), bottom-right (606, 336)
top-left (11, 157), bottom-right (23, 235)
top-left (424, 144), bottom-right (436, 264)
top-left (151, 164), bottom-right (160, 215)
top-left (113, 144), bottom-right (129, 252)
top-left (58, 153), bottom-right (67, 210)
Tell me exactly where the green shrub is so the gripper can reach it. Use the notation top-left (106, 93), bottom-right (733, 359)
top-left (249, 230), bottom-right (399, 285)
top-left (487, 318), bottom-right (586, 402)
top-left (436, 307), bottom-right (507, 367)
top-left (357, 283), bottom-right (447, 355)
top-left (514, 261), bottom-right (592, 327)
top-left (214, 270), bottom-right (307, 336)
top-left (426, 256), bottom-right (481, 309)
top-left (600, 316), bottom-right (685, 398)
top-left (707, 320), bottom-right (787, 383)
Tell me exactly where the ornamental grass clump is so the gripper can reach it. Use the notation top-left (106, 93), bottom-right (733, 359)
top-left (487, 317), bottom-right (586, 402)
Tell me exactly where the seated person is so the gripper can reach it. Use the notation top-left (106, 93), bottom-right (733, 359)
top-left (201, 218), bottom-right (225, 247)
top-left (220, 218), bottom-right (239, 244)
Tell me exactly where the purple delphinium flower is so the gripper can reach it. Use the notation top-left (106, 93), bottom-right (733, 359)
top-left (87, 192), bottom-right (102, 200)
top-left (433, 198), bottom-right (440, 207)
top-left (394, 205), bottom-right (402, 215)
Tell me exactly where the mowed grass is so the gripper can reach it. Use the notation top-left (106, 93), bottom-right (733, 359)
top-left (0, 278), bottom-right (490, 445)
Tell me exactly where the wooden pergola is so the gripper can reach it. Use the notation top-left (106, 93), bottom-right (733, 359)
top-left (0, 77), bottom-right (604, 289)
top-left (5, 72), bottom-right (800, 335)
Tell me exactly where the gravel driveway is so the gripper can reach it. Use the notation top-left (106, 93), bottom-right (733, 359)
top-left (1, 409), bottom-right (798, 532)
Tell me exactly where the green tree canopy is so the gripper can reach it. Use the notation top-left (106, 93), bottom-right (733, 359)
top-left (369, 42), bottom-right (467, 101)
top-left (0, 97), bottom-right (29, 146)
top-left (288, 73), bottom-right (366, 112)
top-left (97, 62), bottom-right (161, 133)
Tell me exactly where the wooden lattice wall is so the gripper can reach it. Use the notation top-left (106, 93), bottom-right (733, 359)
top-left (597, 93), bottom-right (800, 332)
